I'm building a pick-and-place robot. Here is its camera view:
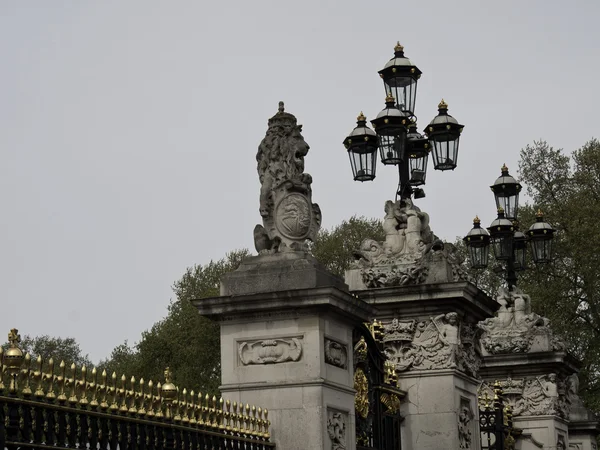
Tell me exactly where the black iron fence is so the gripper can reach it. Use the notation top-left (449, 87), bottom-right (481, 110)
top-left (354, 322), bottom-right (404, 450)
top-left (478, 382), bottom-right (520, 450)
top-left (0, 329), bottom-right (274, 450)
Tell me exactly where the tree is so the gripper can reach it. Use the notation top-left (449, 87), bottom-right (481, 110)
top-left (310, 215), bottom-right (384, 277)
top-left (457, 139), bottom-right (600, 411)
top-left (2, 334), bottom-right (92, 370)
top-left (99, 249), bottom-right (251, 394)
top-left (515, 139), bottom-right (600, 411)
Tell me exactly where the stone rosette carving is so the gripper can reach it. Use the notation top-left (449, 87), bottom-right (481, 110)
top-left (352, 199), bottom-right (472, 288)
top-left (477, 287), bottom-right (565, 355)
top-left (238, 337), bottom-right (302, 365)
top-left (324, 338), bottom-right (348, 369)
top-left (254, 102), bottom-right (321, 254)
top-left (327, 411), bottom-right (347, 450)
top-left (381, 314), bottom-right (481, 376)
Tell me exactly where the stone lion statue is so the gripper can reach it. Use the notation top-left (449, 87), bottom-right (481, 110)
top-left (254, 102), bottom-right (321, 254)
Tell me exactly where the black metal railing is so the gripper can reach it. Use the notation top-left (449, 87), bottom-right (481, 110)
top-left (354, 323), bottom-right (403, 450)
top-left (479, 383), bottom-right (519, 450)
top-left (0, 329), bottom-right (274, 450)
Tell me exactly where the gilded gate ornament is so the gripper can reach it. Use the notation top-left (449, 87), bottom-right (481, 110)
top-left (354, 367), bottom-right (369, 419)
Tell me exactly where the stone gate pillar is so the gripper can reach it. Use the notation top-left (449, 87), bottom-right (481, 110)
top-left (195, 104), bottom-right (373, 450)
top-left (345, 199), bottom-right (498, 450)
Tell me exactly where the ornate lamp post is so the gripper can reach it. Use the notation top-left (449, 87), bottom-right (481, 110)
top-left (343, 42), bottom-right (465, 200)
top-left (464, 164), bottom-right (556, 289)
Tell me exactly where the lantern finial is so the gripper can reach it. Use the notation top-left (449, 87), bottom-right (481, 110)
top-left (501, 163), bottom-right (509, 173)
top-left (394, 42), bottom-right (404, 52)
top-left (438, 99), bottom-right (448, 110)
top-left (385, 93), bottom-right (395, 104)
top-left (536, 209), bottom-right (544, 218)
top-left (357, 111), bottom-right (366, 122)
top-left (497, 206), bottom-right (505, 214)
top-left (278, 101), bottom-right (284, 113)
top-left (473, 216), bottom-right (481, 225)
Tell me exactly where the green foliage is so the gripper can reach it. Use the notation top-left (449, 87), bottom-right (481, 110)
top-left (459, 139), bottom-right (600, 411)
top-left (515, 139), bottom-right (600, 411)
top-left (310, 215), bottom-right (384, 277)
top-left (99, 249), bottom-right (251, 394)
top-left (2, 335), bottom-right (92, 370)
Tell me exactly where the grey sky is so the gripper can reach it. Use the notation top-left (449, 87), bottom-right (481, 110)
top-left (1, 1), bottom-right (598, 362)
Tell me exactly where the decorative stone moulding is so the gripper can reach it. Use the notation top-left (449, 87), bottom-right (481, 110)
top-left (238, 337), bottom-right (302, 365)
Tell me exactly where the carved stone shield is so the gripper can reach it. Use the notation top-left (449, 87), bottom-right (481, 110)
top-left (275, 193), bottom-right (312, 240)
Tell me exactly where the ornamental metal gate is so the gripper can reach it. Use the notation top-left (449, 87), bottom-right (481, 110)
top-left (354, 323), bottom-right (404, 450)
top-left (478, 383), bottom-right (520, 450)
top-left (0, 329), bottom-right (274, 450)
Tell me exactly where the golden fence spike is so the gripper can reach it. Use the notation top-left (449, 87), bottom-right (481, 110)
top-left (138, 378), bottom-right (146, 415)
top-left (197, 392), bottom-right (204, 425)
top-left (79, 365), bottom-right (88, 405)
top-left (56, 360), bottom-right (67, 401)
top-left (45, 358), bottom-right (56, 400)
top-left (68, 362), bottom-right (78, 404)
top-left (128, 376), bottom-right (137, 414)
top-left (34, 355), bottom-right (44, 397)
top-left (180, 388), bottom-right (189, 423)
top-left (218, 397), bottom-right (225, 430)
top-left (225, 399), bottom-right (231, 431)
top-left (211, 395), bottom-right (219, 429)
top-left (89, 367), bottom-right (98, 407)
top-left (99, 369), bottom-right (109, 409)
top-left (244, 403), bottom-right (250, 435)
top-left (231, 402), bottom-right (239, 433)
top-left (119, 374), bottom-right (128, 412)
top-left (264, 409), bottom-right (270, 439)
top-left (251, 405), bottom-right (257, 436)
top-left (256, 407), bottom-right (263, 437)
top-left (188, 390), bottom-right (196, 425)
top-left (155, 382), bottom-right (163, 418)
top-left (204, 393), bottom-right (211, 427)
top-left (173, 387), bottom-right (182, 422)
top-left (21, 353), bottom-right (33, 396)
top-left (109, 372), bottom-right (118, 411)
top-left (146, 380), bottom-right (154, 417)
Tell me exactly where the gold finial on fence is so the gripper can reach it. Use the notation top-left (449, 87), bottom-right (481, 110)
top-left (68, 362), bottom-right (78, 403)
top-left (232, 402), bottom-right (239, 433)
top-left (88, 367), bottom-right (98, 407)
top-left (146, 379), bottom-right (155, 416)
top-left (161, 367), bottom-right (177, 420)
top-left (5, 328), bottom-right (24, 392)
top-left (128, 376), bottom-right (137, 414)
top-left (78, 366), bottom-right (88, 405)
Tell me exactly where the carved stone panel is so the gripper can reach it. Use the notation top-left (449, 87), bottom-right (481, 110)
top-left (327, 410), bottom-right (347, 450)
top-left (238, 337), bottom-right (302, 365)
top-left (324, 338), bottom-right (348, 369)
top-left (458, 397), bottom-right (473, 449)
top-left (479, 373), bottom-right (569, 418)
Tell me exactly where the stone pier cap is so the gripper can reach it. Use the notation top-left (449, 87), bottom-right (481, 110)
top-left (353, 281), bottom-right (498, 322)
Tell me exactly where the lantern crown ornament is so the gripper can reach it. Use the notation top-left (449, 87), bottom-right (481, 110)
top-left (424, 100), bottom-right (464, 171)
top-left (490, 164), bottom-right (522, 220)
top-left (378, 43), bottom-right (422, 115)
top-left (344, 112), bottom-right (378, 181)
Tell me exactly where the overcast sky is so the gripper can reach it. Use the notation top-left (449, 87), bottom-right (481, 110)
top-left (2, 1), bottom-right (599, 362)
